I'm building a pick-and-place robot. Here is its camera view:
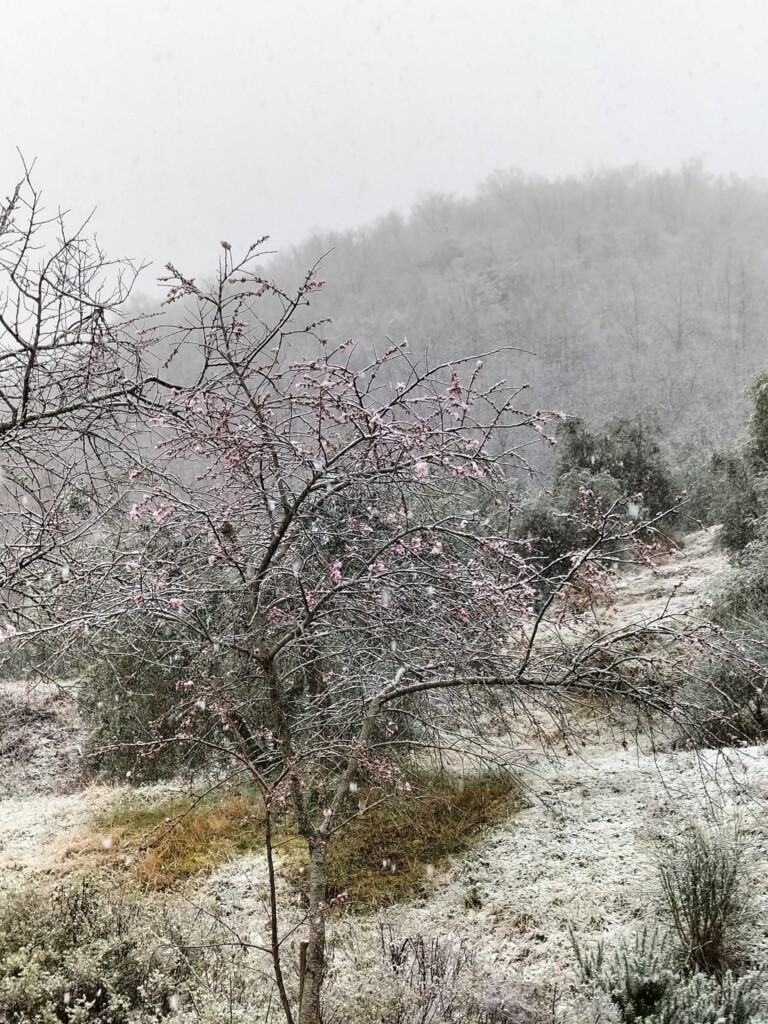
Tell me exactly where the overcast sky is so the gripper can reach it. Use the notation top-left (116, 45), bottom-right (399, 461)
top-left (3, 0), bottom-right (768, 281)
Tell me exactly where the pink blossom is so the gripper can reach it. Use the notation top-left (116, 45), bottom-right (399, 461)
top-left (0, 624), bottom-right (18, 643)
top-left (368, 560), bottom-right (386, 576)
top-left (430, 541), bottom-right (443, 556)
top-left (410, 537), bottom-right (422, 555)
top-left (124, 561), bottom-right (140, 573)
top-left (152, 504), bottom-right (173, 525)
top-left (413, 460), bottom-right (430, 479)
top-left (456, 607), bottom-right (470, 624)
top-left (329, 560), bottom-right (343, 584)
top-left (128, 504), bottom-right (141, 523)
top-left (169, 598), bottom-right (185, 610)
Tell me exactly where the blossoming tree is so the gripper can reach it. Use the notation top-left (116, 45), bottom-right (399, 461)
top-left (53, 238), bottom-right (739, 1024)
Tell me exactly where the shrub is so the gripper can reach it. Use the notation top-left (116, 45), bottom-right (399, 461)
top-left (713, 371), bottom-right (768, 554)
top-left (0, 878), bottom-right (195, 1023)
top-left (570, 926), bottom-right (763, 1024)
top-left (712, 448), bottom-right (763, 553)
top-left (556, 414), bottom-right (677, 517)
top-left (675, 650), bottom-right (768, 748)
top-left (673, 443), bottom-right (724, 527)
top-left (335, 925), bottom-right (550, 1024)
top-left (513, 414), bottom-right (680, 585)
top-left (745, 370), bottom-right (768, 466)
top-left (82, 639), bottom-right (224, 782)
top-left (571, 925), bottom-right (677, 1023)
top-left (511, 493), bottom-right (585, 572)
top-left (712, 523), bottom-right (768, 624)
top-left (513, 471), bottom-right (626, 590)
top-left (0, 876), bottom-right (298, 1023)
top-left (657, 825), bottom-right (752, 976)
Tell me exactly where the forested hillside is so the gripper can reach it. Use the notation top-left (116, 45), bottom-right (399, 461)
top-left (275, 164), bottom-right (768, 456)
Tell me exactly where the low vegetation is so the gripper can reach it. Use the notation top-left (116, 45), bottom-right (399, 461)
top-left (96, 790), bottom-right (266, 889)
top-left (93, 772), bottom-right (524, 910)
top-left (572, 927), bottom-right (763, 1024)
top-left (307, 771), bottom-right (524, 910)
top-left (571, 823), bottom-right (763, 1024)
top-left (658, 824), bottom-right (752, 976)
top-left (0, 878), bottom-right (195, 1024)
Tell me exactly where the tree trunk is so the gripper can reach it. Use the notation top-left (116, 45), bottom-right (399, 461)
top-left (298, 838), bottom-right (328, 1024)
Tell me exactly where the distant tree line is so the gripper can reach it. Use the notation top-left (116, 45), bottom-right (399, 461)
top-left (273, 163), bottom-right (768, 470)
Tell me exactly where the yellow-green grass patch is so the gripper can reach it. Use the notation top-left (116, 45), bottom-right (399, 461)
top-left (92, 771), bottom-right (524, 909)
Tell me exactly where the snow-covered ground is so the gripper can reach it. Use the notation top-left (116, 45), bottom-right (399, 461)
top-left (607, 525), bottom-right (727, 624)
top-left (0, 528), bottom-right (762, 1018)
top-left (191, 733), bottom-right (768, 1018)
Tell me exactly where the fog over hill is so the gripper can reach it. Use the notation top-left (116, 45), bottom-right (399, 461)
top-left (273, 164), bottom-right (768, 457)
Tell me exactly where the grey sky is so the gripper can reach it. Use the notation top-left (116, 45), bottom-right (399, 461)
top-left (3, 0), bottom-right (768, 279)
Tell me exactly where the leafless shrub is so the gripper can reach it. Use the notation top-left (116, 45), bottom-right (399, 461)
top-left (370, 924), bottom-right (550, 1024)
top-left (657, 825), bottom-right (753, 976)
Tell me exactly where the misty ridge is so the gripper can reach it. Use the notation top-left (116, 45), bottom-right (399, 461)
top-left (257, 162), bottom-right (768, 459)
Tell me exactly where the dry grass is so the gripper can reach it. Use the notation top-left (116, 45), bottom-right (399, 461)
top-left (91, 772), bottom-right (524, 909)
top-left (96, 791), bottom-right (266, 888)
top-left (307, 771), bottom-right (525, 910)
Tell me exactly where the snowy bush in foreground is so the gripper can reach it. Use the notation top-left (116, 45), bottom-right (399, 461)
top-left (321, 924), bottom-right (552, 1023)
top-left (0, 877), bottom-right (281, 1024)
top-left (570, 926), bottom-right (764, 1024)
top-left (658, 824), bottom-right (753, 975)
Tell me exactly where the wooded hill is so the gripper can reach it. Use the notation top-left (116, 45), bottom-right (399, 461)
top-left (275, 164), bottom-right (768, 458)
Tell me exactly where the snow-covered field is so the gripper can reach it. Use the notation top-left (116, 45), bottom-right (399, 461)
top-left (0, 528), bottom-right (763, 1018)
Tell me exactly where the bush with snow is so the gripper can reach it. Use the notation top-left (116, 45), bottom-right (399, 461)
top-left (658, 824), bottom-right (754, 976)
top-left (571, 926), bottom-right (764, 1024)
top-left (321, 924), bottom-right (552, 1023)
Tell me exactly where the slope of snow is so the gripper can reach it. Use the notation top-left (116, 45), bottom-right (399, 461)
top-left (0, 528), bottom-right (763, 1018)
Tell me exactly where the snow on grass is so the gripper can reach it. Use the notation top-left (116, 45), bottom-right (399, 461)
top-left (180, 737), bottom-right (768, 1019)
top-left (0, 787), bottom-right (117, 872)
top-left (0, 528), bottom-right (764, 1016)
top-left (366, 742), bottom-right (768, 987)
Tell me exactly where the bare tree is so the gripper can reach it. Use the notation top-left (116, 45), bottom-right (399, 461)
top-left (0, 165), bottom-right (167, 640)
